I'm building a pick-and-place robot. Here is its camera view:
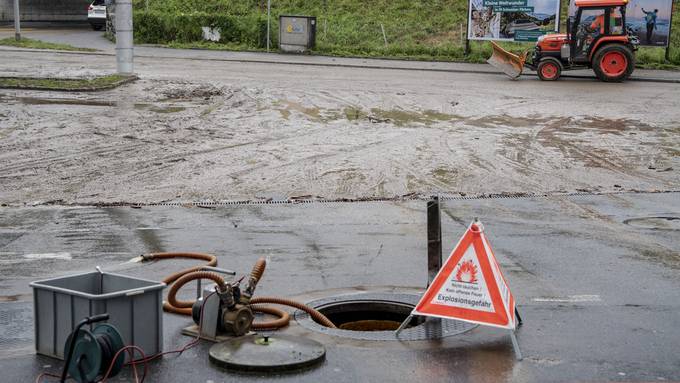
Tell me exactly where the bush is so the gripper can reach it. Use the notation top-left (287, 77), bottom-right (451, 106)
top-left (133, 11), bottom-right (267, 46)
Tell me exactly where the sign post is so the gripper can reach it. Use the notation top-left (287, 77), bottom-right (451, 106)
top-left (667, 0), bottom-right (675, 61)
top-left (396, 219), bottom-right (523, 360)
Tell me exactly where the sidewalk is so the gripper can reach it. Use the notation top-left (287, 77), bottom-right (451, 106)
top-left (2, 26), bottom-right (679, 83)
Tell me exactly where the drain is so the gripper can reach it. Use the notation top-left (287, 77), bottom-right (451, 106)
top-left (623, 216), bottom-right (680, 230)
top-left (295, 293), bottom-right (476, 341)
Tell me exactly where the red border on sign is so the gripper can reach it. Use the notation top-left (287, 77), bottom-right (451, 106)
top-left (413, 228), bottom-right (510, 327)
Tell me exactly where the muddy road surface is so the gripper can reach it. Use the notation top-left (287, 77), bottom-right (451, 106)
top-left (0, 50), bottom-right (678, 205)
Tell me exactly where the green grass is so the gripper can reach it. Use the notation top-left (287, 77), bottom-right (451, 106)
top-left (129, 0), bottom-right (677, 69)
top-left (0, 37), bottom-right (97, 52)
top-left (0, 74), bottom-right (136, 91)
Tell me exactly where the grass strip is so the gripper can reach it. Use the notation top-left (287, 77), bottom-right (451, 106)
top-left (0, 37), bottom-right (97, 52)
top-left (0, 74), bottom-right (137, 91)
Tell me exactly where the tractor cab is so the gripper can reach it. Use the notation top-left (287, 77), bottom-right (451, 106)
top-left (567, 0), bottom-right (633, 63)
top-left (488, 0), bottom-right (638, 82)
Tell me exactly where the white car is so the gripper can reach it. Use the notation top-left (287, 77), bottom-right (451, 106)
top-left (87, 0), bottom-right (107, 31)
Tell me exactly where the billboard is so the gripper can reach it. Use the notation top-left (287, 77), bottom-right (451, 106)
top-left (568, 0), bottom-right (673, 46)
top-left (467, 0), bottom-right (561, 41)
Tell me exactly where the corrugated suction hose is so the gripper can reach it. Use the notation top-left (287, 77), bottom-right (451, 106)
top-left (250, 297), bottom-right (336, 328)
top-left (144, 253), bottom-right (336, 329)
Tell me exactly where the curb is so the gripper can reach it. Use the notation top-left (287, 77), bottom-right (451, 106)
top-left (1, 46), bottom-right (679, 84)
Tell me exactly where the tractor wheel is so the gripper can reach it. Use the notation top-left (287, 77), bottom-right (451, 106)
top-left (537, 57), bottom-right (562, 81)
top-left (592, 44), bottom-right (634, 82)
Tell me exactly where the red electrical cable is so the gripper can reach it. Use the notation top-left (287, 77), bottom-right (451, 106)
top-left (98, 345), bottom-right (148, 383)
top-left (126, 291), bottom-right (216, 365)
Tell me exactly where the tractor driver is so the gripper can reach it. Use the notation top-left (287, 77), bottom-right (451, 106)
top-left (581, 8), bottom-right (622, 54)
top-left (589, 8), bottom-right (623, 35)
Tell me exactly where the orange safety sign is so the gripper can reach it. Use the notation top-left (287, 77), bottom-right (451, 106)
top-left (411, 221), bottom-right (517, 329)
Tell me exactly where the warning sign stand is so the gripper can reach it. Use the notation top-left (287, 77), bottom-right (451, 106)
top-left (395, 219), bottom-right (523, 360)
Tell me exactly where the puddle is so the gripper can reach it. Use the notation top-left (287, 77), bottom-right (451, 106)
top-left (0, 295), bottom-right (22, 302)
top-left (367, 108), bottom-right (458, 126)
top-left (147, 105), bottom-right (186, 113)
top-left (343, 107), bottom-right (460, 126)
top-left (11, 97), bottom-right (185, 113)
top-left (15, 97), bottom-right (117, 107)
top-left (624, 216), bottom-right (680, 230)
top-left (277, 100), bottom-right (321, 120)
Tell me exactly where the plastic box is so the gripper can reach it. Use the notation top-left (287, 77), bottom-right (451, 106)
top-left (30, 271), bottom-right (165, 359)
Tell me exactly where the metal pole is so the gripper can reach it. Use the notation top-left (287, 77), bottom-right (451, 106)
top-left (267, 0), bottom-right (271, 52)
top-left (666, 0), bottom-right (674, 61)
top-left (115, 0), bottom-right (134, 74)
top-left (427, 196), bottom-right (442, 287)
top-left (380, 23), bottom-right (388, 46)
top-left (394, 314), bottom-right (413, 336)
top-left (464, 0), bottom-right (471, 55)
top-left (13, 0), bottom-right (21, 41)
top-left (510, 331), bottom-right (523, 360)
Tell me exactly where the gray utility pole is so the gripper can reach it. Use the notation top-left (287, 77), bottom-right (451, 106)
top-left (13, 0), bottom-right (21, 41)
top-left (266, 0), bottom-right (271, 52)
top-left (115, 0), bottom-right (134, 74)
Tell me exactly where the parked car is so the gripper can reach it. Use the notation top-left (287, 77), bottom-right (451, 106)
top-left (87, 0), bottom-right (107, 31)
top-left (504, 19), bottom-right (541, 36)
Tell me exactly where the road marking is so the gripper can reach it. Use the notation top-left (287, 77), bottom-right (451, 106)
top-left (22, 252), bottom-right (72, 260)
top-left (532, 294), bottom-right (601, 303)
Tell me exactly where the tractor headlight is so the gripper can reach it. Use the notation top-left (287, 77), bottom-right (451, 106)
top-left (537, 35), bottom-right (545, 43)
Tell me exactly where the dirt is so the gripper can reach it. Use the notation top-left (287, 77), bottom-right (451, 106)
top-left (0, 49), bottom-right (679, 205)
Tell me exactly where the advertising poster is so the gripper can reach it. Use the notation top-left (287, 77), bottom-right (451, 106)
top-left (467, 0), bottom-right (561, 41)
top-left (568, 0), bottom-right (673, 46)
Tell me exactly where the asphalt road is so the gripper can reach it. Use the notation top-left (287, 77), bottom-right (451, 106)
top-left (0, 45), bottom-right (678, 205)
top-left (0, 192), bottom-right (679, 382)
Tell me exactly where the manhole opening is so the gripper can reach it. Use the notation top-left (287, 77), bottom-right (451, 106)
top-left (295, 292), bottom-right (477, 341)
top-left (317, 300), bottom-right (425, 331)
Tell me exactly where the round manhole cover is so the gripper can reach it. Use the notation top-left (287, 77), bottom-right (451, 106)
top-left (294, 293), bottom-right (477, 341)
top-left (624, 216), bottom-right (680, 230)
top-left (209, 334), bottom-right (325, 372)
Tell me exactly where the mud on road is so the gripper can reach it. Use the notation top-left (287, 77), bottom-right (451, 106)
top-left (0, 52), bottom-right (678, 205)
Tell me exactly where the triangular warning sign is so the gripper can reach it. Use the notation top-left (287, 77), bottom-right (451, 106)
top-left (412, 221), bottom-right (516, 329)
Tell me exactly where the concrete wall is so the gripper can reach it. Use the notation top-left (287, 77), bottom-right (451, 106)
top-left (0, 0), bottom-right (91, 22)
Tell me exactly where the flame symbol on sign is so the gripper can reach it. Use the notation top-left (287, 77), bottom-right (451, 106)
top-left (456, 260), bottom-right (478, 283)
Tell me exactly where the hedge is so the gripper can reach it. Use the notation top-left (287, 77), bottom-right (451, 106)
top-left (133, 11), bottom-right (269, 47)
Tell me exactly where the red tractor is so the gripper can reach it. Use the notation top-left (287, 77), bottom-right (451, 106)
top-left (488, 0), bottom-right (639, 82)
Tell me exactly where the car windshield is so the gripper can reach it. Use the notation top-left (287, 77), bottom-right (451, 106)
top-left (92, 0), bottom-right (105, 5)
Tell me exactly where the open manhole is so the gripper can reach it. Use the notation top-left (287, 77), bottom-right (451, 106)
top-left (294, 293), bottom-right (476, 341)
top-left (623, 216), bottom-right (680, 230)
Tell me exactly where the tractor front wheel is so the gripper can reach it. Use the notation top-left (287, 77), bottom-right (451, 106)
top-left (592, 44), bottom-right (634, 82)
top-left (537, 57), bottom-right (562, 81)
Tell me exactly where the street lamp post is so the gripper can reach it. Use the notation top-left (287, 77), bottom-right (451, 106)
top-left (115, 0), bottom-right (134, 74)
top-left (14, 0), bottom-right (21, 41)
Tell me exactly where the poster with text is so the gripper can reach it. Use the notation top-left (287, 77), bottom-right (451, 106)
top-left (468, 0), bottom-right (561, 41)
top-left (568, 0), bottom-right (673, 46)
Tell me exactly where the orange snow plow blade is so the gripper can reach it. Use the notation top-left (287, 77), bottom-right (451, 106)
top-left (487, 41), bottom-right (528, 79)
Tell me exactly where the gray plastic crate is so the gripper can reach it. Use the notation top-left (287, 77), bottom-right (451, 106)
top-left (30, 271), bottom-right (165, 359)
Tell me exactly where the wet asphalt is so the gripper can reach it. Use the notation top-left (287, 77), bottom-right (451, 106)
top-left (0, 192), bottom-right (679, 382)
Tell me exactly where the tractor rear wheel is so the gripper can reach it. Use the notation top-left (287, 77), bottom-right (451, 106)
top-left (592, 44), bottom-right (634, 82)
top-left (537, 57), bottom-right (562, 81)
